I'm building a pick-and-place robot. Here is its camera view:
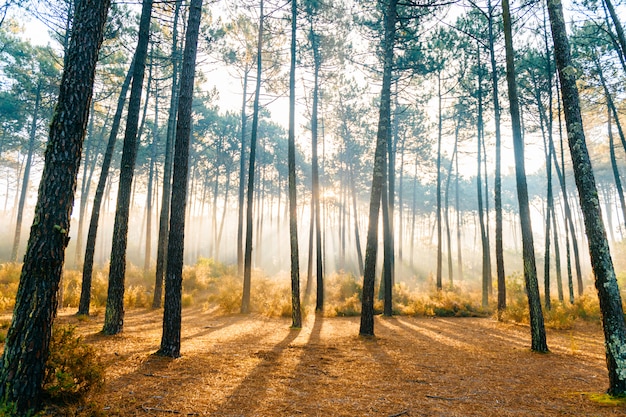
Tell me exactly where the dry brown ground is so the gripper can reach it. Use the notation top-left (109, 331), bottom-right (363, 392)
top-left (52, 306), bottom-right (626, 417)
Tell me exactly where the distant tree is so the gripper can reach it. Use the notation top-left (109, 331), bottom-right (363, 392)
top-left (0, 0), bottom-right (110, 411)
top-left (547, 0), bottom-right (626, 395)
top-left (103, 0), bottom-right (153, 335)
top-left (5, 43), bottom-right (60, 261)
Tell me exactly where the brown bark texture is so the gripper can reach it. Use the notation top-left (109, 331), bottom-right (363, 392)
top-left (0, 0), bottom-right (110, 411)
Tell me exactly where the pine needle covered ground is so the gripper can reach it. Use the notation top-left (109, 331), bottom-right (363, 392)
top-left (41, 306), bottom-right (626, 416)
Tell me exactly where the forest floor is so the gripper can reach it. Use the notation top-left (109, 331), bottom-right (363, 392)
top-left (49, 306), bottom-right (626, 417)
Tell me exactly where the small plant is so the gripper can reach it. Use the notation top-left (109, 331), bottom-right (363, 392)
top-left (43, 325), bottom-right (104, 403)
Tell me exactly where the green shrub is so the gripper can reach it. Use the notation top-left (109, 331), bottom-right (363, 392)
top-left (43, 325), bottom-right (104, 403)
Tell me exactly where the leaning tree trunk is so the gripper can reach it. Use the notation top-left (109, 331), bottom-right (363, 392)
top-left (360, 0), bottom-right (396, 337)
top-left (103, 0), bottom-right (153, 335)
top-left (547, 0), bottom-right (626, 394)
top-left (78, 57), bottom-right (134, 316)
top-left (0, 0), bottom-right (110, 411)
top-left (241, 0), bottom-right (264, 314)
top-left (157, 0), bottom-right (202, 358)
top-left (503, 0), bottom-right (548, 352)
top-left (288, 0), bottom-right (302, 328)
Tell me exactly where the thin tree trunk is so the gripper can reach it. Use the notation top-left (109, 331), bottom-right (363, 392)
top-left (78, 58), bottom-right (134, 315)
top-left (350, 166), bottom-right (364, 276)
top-left (476, 43), bottom-right (490, 308)
top-left (145, 75), bottom-right (159, 273)
top-left (11, 81), bottom-right (41, 262)
top-left (436, 72), bottom-right (443, 291)
top-left (237, 68), bottom-right (250, 276)
top-left (241, 0), bottom-right (264, 314)
top-left (608, 109), bottom-right (626, 231)
top-left (444, 123), bottom-right (459, 288)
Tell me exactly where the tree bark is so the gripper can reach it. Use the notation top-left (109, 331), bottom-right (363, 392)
top-left (310, 18), bottom-right (324, 312)
top-left (360, 0), bottom-right (396, 337)
top-left (157, 0), bottom-right (202, 358)
top-left (288, 0), bottom-right (302, 328)
top-left (488, 0), bottom-right (506, 314)
top-left (548, 0), bottom-right (626, 394)
top-left (0, 0), bottom-right (110, 411)
top-left (153, 0), bottom-right (181, 309)
top-left (503, 0), bottom-right (548, 352)
top-left (241, 0), bottom-right (264, 314)
top-left (103, 0), bottom-right (153, 335)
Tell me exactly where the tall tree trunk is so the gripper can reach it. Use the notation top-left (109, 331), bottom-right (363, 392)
top-left (0, 0), bottom-right (110, 411)
top-left (551, 96), bottom-right (583, 298)
top-left (444, 123), bottom-right (459, 288)
top-left (503, 0), bottom-right (548, 352)
top-left (381, 163), bottom-right (392, 315)
top-left (488, 0), bottom-right (506, 314)
top-left (241, 0), bottom-right (263, 314)
top-left (157, 0), bottom-right (202, 358)
top-left (398, 133), bottom-right (405, 263)
top-left (436, 72), bottom-right (443, 291)
top-left (288, 0), bottom-right (301, 328)
top-left (11, 81), bottom-right (41, 262)
top-left (360, 0), bottom-right (396, 337)
top-left (237, 68), bottom-right (250, 276)
top-left (455, 145), bottom-right (464, 281)
top-left (548, 0), bottom-right (626, 394)
top-left (476, 43), bottom-right (490, 308)
top-left (103, 0), bottom-right (153, 335)
top-left (215, 172), bottom-right (230, 260)
top-left (551, 201), bottom-right (564, 302)
top-left (78, 58), bottom-right (134, 315)
top-left (74, 99), bottom-right (96, 267)
top-left (153, 0), bottom-right (181, 309)
top-left (310, 19), bottom-right (324, 312)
